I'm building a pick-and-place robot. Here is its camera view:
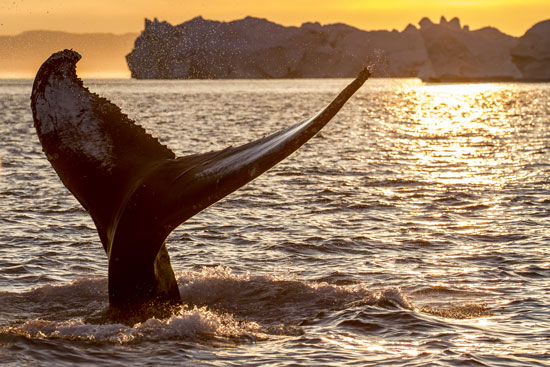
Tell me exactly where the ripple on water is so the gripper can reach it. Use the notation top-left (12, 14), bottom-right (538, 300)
top-left (1, 79), bottom-right (549, 366)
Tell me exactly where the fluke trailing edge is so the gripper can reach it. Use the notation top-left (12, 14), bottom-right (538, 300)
top-left (30, 49), bottom-right (370, 311)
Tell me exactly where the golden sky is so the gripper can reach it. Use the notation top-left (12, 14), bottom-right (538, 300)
top-left (1, 0), bottom-right (549, 36)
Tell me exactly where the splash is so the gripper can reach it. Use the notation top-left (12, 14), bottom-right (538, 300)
top-left (365, 49), bottom-right (389, 77)
top-left (177, 265), bottom-right (416, 320)
top-left (2, 305), bottom-right (266, 344)
top-left (0, 266), bottom-right (425, 344)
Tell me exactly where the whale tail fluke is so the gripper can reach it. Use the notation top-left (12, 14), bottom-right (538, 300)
top-left (30, 49), bottom-right (369, 309)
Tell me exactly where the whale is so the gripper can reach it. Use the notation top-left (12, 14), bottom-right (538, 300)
top-left (30, 49), bottom-right (370, 313)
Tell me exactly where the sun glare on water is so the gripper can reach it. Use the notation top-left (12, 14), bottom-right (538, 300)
top-left (396, 82), bottom-right (516, 187)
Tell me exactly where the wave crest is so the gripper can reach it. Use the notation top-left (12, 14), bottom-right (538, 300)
top-left (1, 266), bottom-right (421, 343)
top-left (4, 305), bottom-right (266, 344)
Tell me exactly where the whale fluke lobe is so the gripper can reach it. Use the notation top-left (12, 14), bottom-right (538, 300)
top-left (30, 49), bottom-right (369, 312)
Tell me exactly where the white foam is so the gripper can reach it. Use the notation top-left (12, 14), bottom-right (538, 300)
top-left (177, 265), bottom-right (416, 314)
top-left (5, 306), bottom-right (265, 344)
top-left (2, 266), bottom-right (417, 343)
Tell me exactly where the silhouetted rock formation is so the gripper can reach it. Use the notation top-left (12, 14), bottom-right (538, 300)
top-left (126, 17), bottom-right (426, 79)
top-left (418, 16), bottom-right (521, 81)
top-left (511, 20), bottom-right (550, 81)
top-left (126, 16), bottom-right (550, 81)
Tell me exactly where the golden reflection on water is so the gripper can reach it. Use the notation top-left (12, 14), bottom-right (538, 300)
top-left (321, 333), bottom-right (428, 358)
top-left (400, 83), bottom-right (516, 187)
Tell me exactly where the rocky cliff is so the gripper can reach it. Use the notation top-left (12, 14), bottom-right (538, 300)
top-left (418, 17), bottom-right (521, 81)
top-left (126, 16), bottom-right (550, 81)
top-left (511, 20), bottom-right (550, 81)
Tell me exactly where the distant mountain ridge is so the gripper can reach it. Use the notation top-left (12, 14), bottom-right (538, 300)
top-left (2, 17), bottom-right (549, 80)
top-left (127, 16), bottom-right (550, 81)
top-left (1, 31), bottom-right (138, 77)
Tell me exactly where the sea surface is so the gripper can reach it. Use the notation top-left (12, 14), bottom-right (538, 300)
top-left (0, 77), bottom-right (549, 366)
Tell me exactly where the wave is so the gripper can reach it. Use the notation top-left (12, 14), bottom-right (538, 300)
top-left (420, 303), bottom-right (491, 319)
top-left (3, 306), bottom-right (265, 344)
top-left (176, 266), bottom-right (414, 321)
top-left (0, 266), bottom-right (490, 344)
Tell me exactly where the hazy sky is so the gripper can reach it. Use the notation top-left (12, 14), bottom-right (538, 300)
top-left (1, 0), bottom-right (549, 36)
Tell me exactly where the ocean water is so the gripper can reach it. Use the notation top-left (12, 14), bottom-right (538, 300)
top-left (0, 77), bottom-right (549, 366)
